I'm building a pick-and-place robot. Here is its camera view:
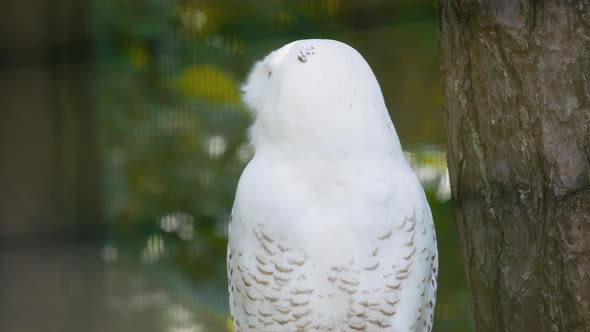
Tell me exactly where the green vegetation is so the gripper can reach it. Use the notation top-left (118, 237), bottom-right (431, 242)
top-left (91, 1), bottom-right (472, 330)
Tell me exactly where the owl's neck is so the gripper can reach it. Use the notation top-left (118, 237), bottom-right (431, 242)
top-left (250, 132), bottom-right (408, 182)
top-left (249, 117), bottom-right (406, 167)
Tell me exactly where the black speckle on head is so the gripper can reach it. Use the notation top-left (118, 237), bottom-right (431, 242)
top-left (297, 45), bottom-right (317, 63)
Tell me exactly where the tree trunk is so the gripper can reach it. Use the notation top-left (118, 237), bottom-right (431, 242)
top-left (439, 1), bottom-right (590, 331)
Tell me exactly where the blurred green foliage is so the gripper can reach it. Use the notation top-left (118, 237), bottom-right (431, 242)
top-left (90, 1), bottom-right (473, 331)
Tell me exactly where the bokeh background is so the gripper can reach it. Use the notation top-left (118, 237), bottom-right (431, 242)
top-left (0, 1), bottom-right (472, 331)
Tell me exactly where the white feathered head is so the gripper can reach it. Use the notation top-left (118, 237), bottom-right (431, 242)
top-left (242, 39), bottom-right (402, 160)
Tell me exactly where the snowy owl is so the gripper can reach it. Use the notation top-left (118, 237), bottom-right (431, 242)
top-left (227, 39), bottom-right (437, 332)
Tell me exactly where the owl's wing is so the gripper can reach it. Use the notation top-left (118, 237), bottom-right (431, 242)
top-left (227, 207), bottom-right (327, 331)
top-left (337, 201), bottom-right (438, 332)
top-left (388, 204), bottom-right (437, 332)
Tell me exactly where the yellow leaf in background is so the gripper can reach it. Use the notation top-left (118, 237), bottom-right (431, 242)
top-left (325, 0), bottom-right (341, 16)
top-left (175, 65), bottom-right (240, 103)
top-left (179, 4), bottom-right (208, 33)
top-left (305, 0), bottom-right (341, 18)
top-left (226, 317), bottom-right (234, 332)
top-left (128, 43), bottom-right (149, 68)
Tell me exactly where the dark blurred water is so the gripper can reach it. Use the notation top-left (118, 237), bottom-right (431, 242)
top-left (0, 1), bottom-right (473, 331)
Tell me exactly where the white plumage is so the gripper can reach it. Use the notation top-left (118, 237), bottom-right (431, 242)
top-left (227, 39), bottom-right (437, 332)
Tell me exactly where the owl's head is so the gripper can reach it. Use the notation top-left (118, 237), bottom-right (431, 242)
top-left (242, 39), bottom-right (402, 160)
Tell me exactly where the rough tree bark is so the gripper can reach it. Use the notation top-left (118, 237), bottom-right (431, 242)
top-left (439, 1), bottom-right (590, 331)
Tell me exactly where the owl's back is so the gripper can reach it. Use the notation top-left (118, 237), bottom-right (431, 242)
top-left (227, 154), bottom-right (438, 332)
